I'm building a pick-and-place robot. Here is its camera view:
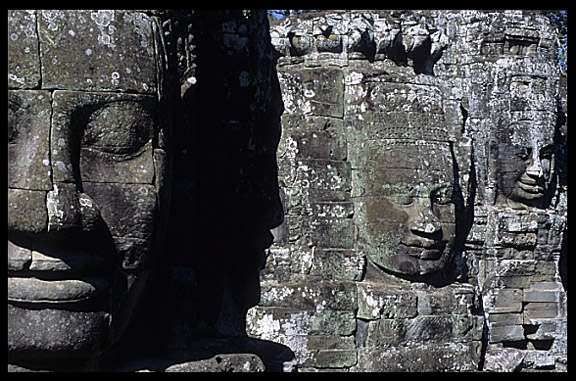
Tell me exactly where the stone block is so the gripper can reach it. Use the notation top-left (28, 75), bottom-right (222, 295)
top-left (306, 335), bottom-right (355, 351)
top-left (487, 312), bottom-right (523, 326)
top-left (494, 259), bottom-right (538, 277)
top-left (164, 353), bottom-right (265, 372)
top-left (451, 313), bottom-right (484, 342)
top-left (309, 218), bottom-right (355, 249)
top-left (485, 288), bottom-right (523, 313)
top-left (46, 183), bottom-right (82, 231)
top-left (523, 289), bottom-right (559, 303)
top-left (416, 285), bottom-right (477, 316)
top-left (8, 240), bottom-right (32, 272)
top-left (280, 115), bottom-right (347, 161)
top-left (388, 316), bottom-right (455, 343)
top-left (8, 10), bottom-right (41, 89)
top-left (295, 159), bottom-right (351, 192)
top-left (357, 283), bottom-right (418, 320)
top-left (258, 281), bottom-right (357, 312)
top-left (488, 324), bottom-right (525, 343)
top-left (483, 345), bottom-right (526, 372)
top-left (529, 281), bottom-right (563, 291)
top-left (279, 67), bottom-right (344, 117)
top-left (37, 10), bottom-right (157, 93)
top-left (313, 350), bottom-right (357, 369)
top-left (355, 342), bottom-right (481, 372)
top-left (525, 321), bottom-right (559, 341)
top-left (523, 350), bottom-right (556, 369)
top-left (309, 249), bottom-right (365, 281)
top-left (309, 310), bottom-right (356, 336)
top-left (523, 302), bottom-right (559, 321)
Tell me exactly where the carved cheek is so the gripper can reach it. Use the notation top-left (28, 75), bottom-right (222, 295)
top-left (8, 90), bottom-right (53, 191)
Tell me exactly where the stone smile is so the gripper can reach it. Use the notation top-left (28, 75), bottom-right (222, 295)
top-left (518, 180), bottom-right (544, 194)
top-left (400, 241), bottom-right (445, 260)
top-left (8, 276), bottom-right (108, 304)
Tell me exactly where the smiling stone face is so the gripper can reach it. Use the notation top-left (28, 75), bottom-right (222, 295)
top-left (344, 73), bottom-right (466, 280)
top-left (8, 10), bottom-right (169, 371)
top-left (352, 140), bottom-right (458, 276)
top-left (492, 117), bottom-right (556, 208)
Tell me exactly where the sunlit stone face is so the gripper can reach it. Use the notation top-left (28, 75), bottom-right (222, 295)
top-left (493, 119), bottom-right (556, 208)
top-left (8, 10), bottom-right (168, 369)
top-left (353, 140), bottom-right (458, 277)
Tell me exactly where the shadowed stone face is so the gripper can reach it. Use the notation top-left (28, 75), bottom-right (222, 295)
top-left (353, 140), bottom-right (457, 276)
top-left (8, 10), bottom-right (169, 370)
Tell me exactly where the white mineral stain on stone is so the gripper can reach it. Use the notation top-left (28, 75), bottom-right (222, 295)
top-left (54, 161), bottom-right (68, 172)
top-left (46, 184), bottom-right (64, 224)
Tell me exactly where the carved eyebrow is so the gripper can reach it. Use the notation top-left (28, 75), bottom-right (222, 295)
top-left (382, 182), bottom-right (452, 197)
top-left (539, 145), bottom-right (556, 156)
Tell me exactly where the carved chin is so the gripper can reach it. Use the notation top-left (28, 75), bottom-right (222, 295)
top-left (8, 304), bottom-right (110, 355)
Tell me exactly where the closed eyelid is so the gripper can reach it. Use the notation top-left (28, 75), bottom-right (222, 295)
top-left (81, 102), bottom-right (154, 154)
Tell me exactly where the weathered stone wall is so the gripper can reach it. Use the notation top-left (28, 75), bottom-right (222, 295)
top-left (247, 10), bottom-right (567, 372)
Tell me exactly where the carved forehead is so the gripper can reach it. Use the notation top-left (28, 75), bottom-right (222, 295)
top-left (351, 140), bottom-right (454, 197)
top-left (501, 118), bottom-right (556, 147)
top-left (9, 10), bottom-right (159, 93)
top-left (353, 139), bottom-right (453, 170)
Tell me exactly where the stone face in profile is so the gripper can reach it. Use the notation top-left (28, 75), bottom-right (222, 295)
top-left (9, 9), bottom-right (290, 372)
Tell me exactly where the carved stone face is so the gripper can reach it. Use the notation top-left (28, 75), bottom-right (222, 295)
top-left (8, 10), bottom-right (168, 369)
top-left (493, 119), bottom-right (556, 207)
top-left (353, 140), bottom-right (457, 276)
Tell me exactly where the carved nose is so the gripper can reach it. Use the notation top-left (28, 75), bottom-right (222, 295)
top-left (413, 221), bottom-right (441, 234)
top-left (526, 156), bottom-right (544, 178)
top-left (409, 202), bottom-right (442, 237)
top-left (46, 183), bottom-right (101, 232)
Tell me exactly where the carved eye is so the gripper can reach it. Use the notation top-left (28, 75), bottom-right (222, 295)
top-left (431, 185), bottom-right (453, 205)
top-left (539, 145), bottom-right (555, 160)
top-left (390, 186), bottom-right (417, 206)
top-left (515, 147), bottom-right (531, 161)
top-left (81, 101), bottom-right (154, 155)
top-left (391, 196), bottom-right (414, 206)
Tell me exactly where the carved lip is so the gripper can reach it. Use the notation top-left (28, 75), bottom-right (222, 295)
top-left (8, 238), bottom-right (111, 304)
top-left (517, 180), bottom-right (544, 195)
top-left (8, 237), bottom-right (110, 273)
top-left (517, 174), bottom-right (545, 195)
top-left (400, 241), bottom-right (445, 260)
top-left (8, 276), bottom-right (108, 304)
